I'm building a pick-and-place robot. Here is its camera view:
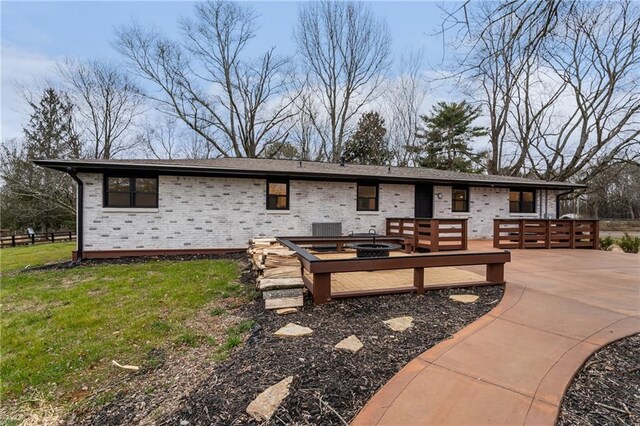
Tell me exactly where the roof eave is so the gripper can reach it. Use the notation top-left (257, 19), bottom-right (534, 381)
top-left (33, 159), bottom-right (587, 190)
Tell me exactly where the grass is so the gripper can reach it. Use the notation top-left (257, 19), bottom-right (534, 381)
top-left (214, 319), bottom-right (256, 361)
top-left (0, 242), bottom-right (75, 272)
top-left (0, 256), bottom-right (254, 402)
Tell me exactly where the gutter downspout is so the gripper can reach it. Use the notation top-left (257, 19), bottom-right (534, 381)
top-left (67, 167), bottom-right (83, 261)
top-left (556, 188), bottom-right (574, 219)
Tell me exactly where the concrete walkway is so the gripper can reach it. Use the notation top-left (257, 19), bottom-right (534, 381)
top-left (352, 246), bottom-right (640, 425)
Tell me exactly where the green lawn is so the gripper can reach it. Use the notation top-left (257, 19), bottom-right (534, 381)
top-left (0, 242), bottom-right (75, 272)
top-left (0, 257), bottom-right (253, 402)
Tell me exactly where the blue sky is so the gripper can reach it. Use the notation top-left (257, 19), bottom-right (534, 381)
top-left (1, 1), bottom-right (454, 140)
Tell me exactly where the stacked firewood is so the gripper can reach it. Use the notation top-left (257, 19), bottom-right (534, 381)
top-left (248, 238), bottom-right (305, 311)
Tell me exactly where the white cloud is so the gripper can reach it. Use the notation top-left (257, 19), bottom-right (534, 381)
top-left (1, 44), bottom-right (60, 140)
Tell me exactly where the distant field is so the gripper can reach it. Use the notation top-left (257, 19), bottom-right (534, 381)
top-left (0, 242), bottom-right (75, 272)
top-left (0, 249), bottom-right (254, 416)
top-left (600, 219), bottom-right (640, 232)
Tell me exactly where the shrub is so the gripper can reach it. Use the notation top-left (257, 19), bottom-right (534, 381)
top-left (618, 233), bottom-right (640, 254)
top-left (600, 236), bottom-right (616, 251)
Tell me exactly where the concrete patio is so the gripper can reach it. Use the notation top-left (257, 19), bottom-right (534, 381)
top-left (352, 243), bottom-right (640, 425)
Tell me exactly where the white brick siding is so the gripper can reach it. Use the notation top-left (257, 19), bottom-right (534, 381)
top-left (80, 173), bottom-right (413, 250)
top-left (433, 186), bottom-right (560, 238)
top-left (79, 173), bottom-right (560, 251)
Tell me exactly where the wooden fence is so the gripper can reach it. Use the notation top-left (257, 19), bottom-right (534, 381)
top-left (1, 231), bottom-right (76, 248)
top-left (386, 218), bottom-right (468, 252)
top-left (493, 219), bottom-right (599, 249)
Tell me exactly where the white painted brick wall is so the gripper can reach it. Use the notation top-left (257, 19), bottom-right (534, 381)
top-left (79, 173), bottom-right (560, 250)
top-left (80, 173), bottom-right (413, 250)
top-left (434, 186), bottom-right (560, 238)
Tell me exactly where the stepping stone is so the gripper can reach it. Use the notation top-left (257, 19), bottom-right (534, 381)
top-left (335, 335), bottom-right (363, 353)
top-left (384, 316), bottom-right (414, 332)
top-left (263, 288), bottom-right (304, 310)
top-left (275, 307), bottom-right (298, 315)
top-left (258, 278), bottom-right (304, 291)
top-left (449, 294), bottom-right (479, 304)
top-left (274, 323), bottom-right (313, 337)
top-left (265, 297), bottom-right (303, 310)
top-left (262, 266), bottom-right (301, 279)
top-left (263, 288), bottom-right (302, 299)
top-left (246, 376), bottom-right (293, 421)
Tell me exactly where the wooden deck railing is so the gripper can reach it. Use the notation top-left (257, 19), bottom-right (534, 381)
top-left (386, 218), bottom-right (468, 252)
top-left (493, 219), bottom-right (599, 249)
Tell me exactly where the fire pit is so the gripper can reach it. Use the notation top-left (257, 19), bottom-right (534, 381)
top-left (344, 242), bottom-right (402, 258)
top-left (344, 229), bottom-right (401, 257)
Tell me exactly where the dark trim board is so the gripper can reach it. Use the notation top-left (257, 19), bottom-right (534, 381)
top-left (33, 159), bottom-right (584, 190)
top-left (73, 247), bottom-right (246, 261)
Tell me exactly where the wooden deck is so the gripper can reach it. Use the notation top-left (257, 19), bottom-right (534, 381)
top-left (305, 249), bottom-right (496, 299)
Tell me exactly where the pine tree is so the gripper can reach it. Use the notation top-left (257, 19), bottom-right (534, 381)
top-left (23, 88), bottom-right (82, 159)
top-left (343, 111), bottom-right (389, 165)
top-left (0, 88), bottom-right (80, 232)
top-left (415, 101), bottom-right (488, 173)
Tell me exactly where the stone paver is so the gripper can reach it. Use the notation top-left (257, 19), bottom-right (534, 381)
top-left (246, 376), bottom-right (293, 421)
top-left (449, 294), bottom-right (479, 303)
top-left (353, 244), bottom-right (640, 426)
top-left (274, 323), bottom-right (313, 337)
top-left (383, 316), bottom-right (414, 332)
top-left (335, 335), bottom-right (364, 353)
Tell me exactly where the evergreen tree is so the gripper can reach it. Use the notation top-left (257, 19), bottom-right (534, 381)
top-left (23, 88), bottom-right (82, 159)
top-left (415, 101), bottom-right (488, 173)
top-left (0, 88), bottom-right (80, 232)
top-left (343, 111), bottom-right (389, 165)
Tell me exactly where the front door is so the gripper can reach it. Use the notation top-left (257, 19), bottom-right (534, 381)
top-left (415, 184), bottom-right (433, 218)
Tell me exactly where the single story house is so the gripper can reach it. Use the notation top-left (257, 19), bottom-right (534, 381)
top-left (35, 158), bottom-right (584, 259)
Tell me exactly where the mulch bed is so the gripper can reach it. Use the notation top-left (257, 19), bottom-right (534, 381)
top-left (557, 333), bottom-right (640, 426)
top-left (73, 284), bottom-right (503, 425)
top-left (27, 252), bottom-right (249, 271)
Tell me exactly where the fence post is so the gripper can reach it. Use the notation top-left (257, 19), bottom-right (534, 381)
top-left (545, 221), bottom-right (551, 249)
top-left (12, 235), bottom-right (16, 247)
top-left (51, 232), bottom-right (55, 243)
top-left (569, 221), bottom-right (576, 249)
top-left (592, 220), bottom-right (600, 250)
top-left (413, 219), bottom-right (418, 252)
top-left (69, 231), bottom-right (73, 241)
top-left (431, 219), bottom-right (440, 252)
top-left (31, 234), bottom-right (35, 245)
top-left (461, 219), bottom-right (468, 250)
top-left (493, 220), bottom-right (500, 248)
top-left (518, 220), bottom-right (525, 249)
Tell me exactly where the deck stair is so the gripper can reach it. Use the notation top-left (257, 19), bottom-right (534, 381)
top-left (248, 238), bottom-right (304, 310)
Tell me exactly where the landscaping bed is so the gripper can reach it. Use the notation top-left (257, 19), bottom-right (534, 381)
top-left (73, 284), bottom-right (504, 425)
top-left (558, 333), bottom-right (640, 426)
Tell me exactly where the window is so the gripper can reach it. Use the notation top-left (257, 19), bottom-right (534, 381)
top-left (266, 179), bottom-right (289, 210)
top-left (104, 175), bottom-right (158, 208)
top-left (357, 183), bottom-right (378, 211)
top-left (509, 189), bottom-right (536, 213)
top-left (452, 186), bottom-right (469, 212)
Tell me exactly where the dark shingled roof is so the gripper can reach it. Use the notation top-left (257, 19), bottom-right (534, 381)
top-left (33, 157), bottom-right (585, 189)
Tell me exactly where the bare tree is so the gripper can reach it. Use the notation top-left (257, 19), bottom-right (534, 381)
top-left (115, 0), bottom-right (297, 158)
top-left (59, 59), bottom-right (145, 159)
top-left (448, 0), bottom-right (640, 183)
top-left (137, 117), bottom-right (217, 160)
top-left (383, 50), bottom-right (427, 166)
top-left (295, 0), bottom-right (391, 162)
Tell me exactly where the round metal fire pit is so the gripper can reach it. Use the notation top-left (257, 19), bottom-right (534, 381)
top-left (344, 242), bottom-right (402, 258)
